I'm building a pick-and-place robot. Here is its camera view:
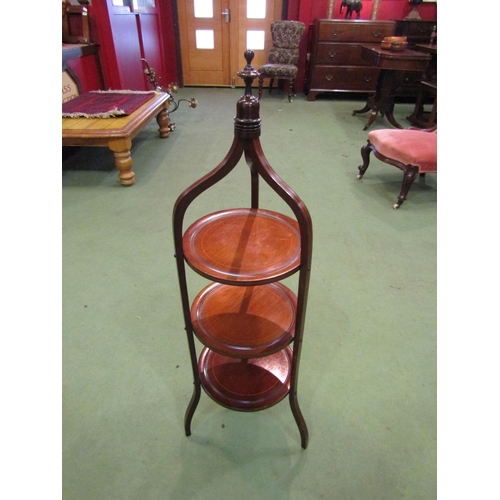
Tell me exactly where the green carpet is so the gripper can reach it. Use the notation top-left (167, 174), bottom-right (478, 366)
top-left (62, 87), bottom-right (436, 499)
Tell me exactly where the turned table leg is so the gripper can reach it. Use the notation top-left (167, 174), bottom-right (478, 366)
top-left (156, 102), bottom-right (171, 138)
top-left (109, 138), bottom-right (135, 186)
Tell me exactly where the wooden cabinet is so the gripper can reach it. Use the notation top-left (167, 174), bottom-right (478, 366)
top-left (307, 19), bottom-right (395, 101)
top-left (173, 52), bottom-right (312, 449)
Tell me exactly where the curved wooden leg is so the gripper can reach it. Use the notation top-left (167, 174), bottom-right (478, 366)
top-left (352, 101), bottom-right (372, 116)
top-left (258, 75), bottom-right (264, 100)
top-left (109, 139), bottom-right (135, 186)
top-left (394, 165), bottom-right (419, 209)
top-left (156, 104), bottom-right (171, 138)
top-left (357, 141), bottom-right (373, 179)
top-left (385, 109), bottom-right (404, 129)
top-left (289, 392), bottom-right (309, 449)
top-left (363, 109), bottom-right (379, 131)
top-left (184, 382), bottom-right (201, 436)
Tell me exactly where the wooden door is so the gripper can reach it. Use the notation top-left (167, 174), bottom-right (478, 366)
top-left (177, 0), bottom-right (283, 87)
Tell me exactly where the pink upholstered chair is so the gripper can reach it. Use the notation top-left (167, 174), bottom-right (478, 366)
top-left (357, 127), bottom-right (437, 209)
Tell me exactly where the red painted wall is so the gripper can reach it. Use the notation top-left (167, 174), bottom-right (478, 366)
top-left (159, 0), bottom-right (179, 88)
top-left (289, 0), bottom-right (436, 22)
top-left (66, 55), bottom-right (104, 93)
top-left (84, 0), bottom-right (175, 91)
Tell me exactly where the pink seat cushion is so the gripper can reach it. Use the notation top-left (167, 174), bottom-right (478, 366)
top-left (367, 129), bottom-right (437, 173)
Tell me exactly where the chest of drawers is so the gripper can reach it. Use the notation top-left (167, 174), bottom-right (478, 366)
top-left (307, 19), bottom-right (395, 101)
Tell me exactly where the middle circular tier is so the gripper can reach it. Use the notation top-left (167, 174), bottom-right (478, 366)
top-left (183, 208), bottom-right (301, 283)
top-left (191, 282), bottom-right (297, 358)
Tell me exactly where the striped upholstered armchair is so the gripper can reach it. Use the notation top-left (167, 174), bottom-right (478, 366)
top-left (257, 20), bottom-right (305, 103)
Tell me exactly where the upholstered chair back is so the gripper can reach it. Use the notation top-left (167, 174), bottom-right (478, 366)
top-left (268, 21), bottom-right (305, 65)
top-left (271, 20), bottom-right (305, 49)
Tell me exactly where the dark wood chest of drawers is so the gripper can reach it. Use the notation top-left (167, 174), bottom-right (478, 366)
top-left (306, 19), bottom-right (395, 101)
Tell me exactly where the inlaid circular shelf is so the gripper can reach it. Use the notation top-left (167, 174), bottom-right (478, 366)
top-left (183, 208), bottom-right (301, 283)
top-left (198, 347), bottom-right (292, 411)
top-left (191, 282), bottom-right (296, 358)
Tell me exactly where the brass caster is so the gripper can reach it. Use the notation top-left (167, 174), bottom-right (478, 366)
top-left (393, 203), bottom-right (400, 209)
top-left (357, 174), bottom-right (362, 179)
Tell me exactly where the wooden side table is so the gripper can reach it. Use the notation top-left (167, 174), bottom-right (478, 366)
top-left (352, 45), bottom-right (430, 130)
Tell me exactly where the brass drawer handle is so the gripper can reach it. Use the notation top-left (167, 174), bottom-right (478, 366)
top-left (364, 76), bottom-right (373, 82)
top-left (325, 75), bottom-right (333, 81)
top-left (328, 51), bottom-right (337, 58)
top-left (330, 30), bottom-right (341, 36)
top-left (371, 31), bottom-right (382, 38)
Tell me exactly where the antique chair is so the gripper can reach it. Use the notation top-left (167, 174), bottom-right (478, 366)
top-left (257, 20), bottom-right (305, 103)
top-left (357, 127), bottom-right (437, 209)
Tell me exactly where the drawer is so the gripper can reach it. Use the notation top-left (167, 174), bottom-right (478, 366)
top-left (310, 66), bottom-right (379, 91)
top-left (315, 42), bottom-right (369, 66)
top-left (317, 21), bottom-right (394, 42)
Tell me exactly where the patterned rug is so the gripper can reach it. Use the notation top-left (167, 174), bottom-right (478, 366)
top-left (62, 91), bottom-right (156, 118)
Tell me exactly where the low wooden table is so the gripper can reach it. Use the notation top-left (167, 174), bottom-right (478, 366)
top-left (62, 92), bottom-right (171, 185)
top-left (352, 45), bottom-right (431, 130)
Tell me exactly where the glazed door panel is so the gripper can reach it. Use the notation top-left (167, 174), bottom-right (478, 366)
top-left (177, 0), bottom-right (283, 86)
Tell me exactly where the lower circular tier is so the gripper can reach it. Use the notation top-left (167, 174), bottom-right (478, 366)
top-left (198, 347), bottom-right (292, 411)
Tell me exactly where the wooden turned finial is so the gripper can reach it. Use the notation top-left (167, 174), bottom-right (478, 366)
top-left (237, 50), bottom-right (260, 96)
top-left (235, 51), bottom-right (261, 138)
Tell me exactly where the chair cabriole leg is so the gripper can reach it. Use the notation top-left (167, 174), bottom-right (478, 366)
top-left (394, 165), bottom-right (419, 209)
top-left (357, 141), bottom-right (372, 179)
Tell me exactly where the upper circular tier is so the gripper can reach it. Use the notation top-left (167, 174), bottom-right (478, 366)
top-left (182, 208), bottom-right (301, 283)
